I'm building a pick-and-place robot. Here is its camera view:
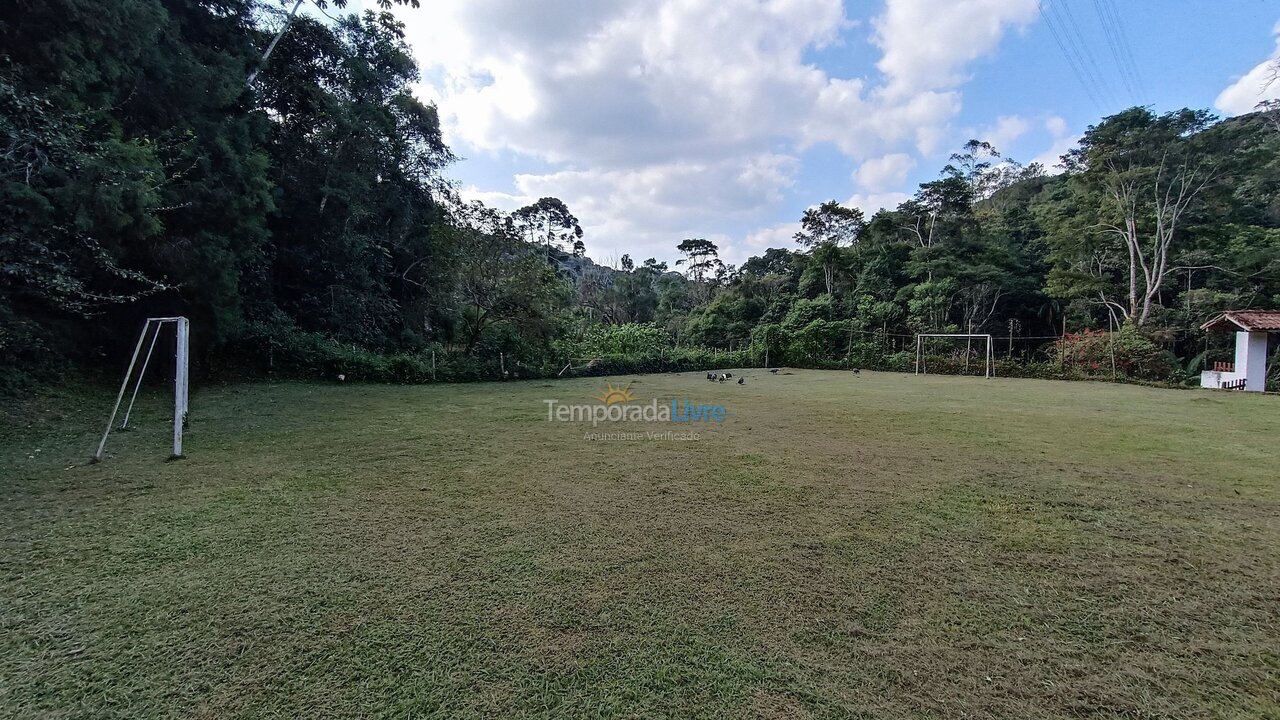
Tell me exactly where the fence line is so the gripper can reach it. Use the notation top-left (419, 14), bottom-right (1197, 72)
top-left (694, 326), bottom-right (1205, 348)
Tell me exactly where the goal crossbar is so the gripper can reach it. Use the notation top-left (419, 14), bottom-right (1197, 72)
top-left (914, 333), bottom-right (995, 379)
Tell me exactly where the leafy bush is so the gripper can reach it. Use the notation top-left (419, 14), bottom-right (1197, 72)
top-left (206, 319), bottom-right (1189, 391)
top-left (846, 340), bottom-right (894, 370)
top-left (574, 323), bottom-right (670, 356)
top-left (213, 322), bottom-right (434, 382)
top-left (210, 322), bottom-right (755, 384)
top-left (565, 348), bottom-right (752, 378)
top-left (750, 323), bottom-right (788, 365)
top-left (781, 296), bottom-right (833, 330)
top-left (1049, 327), bottom-right (1179, 382)
top-left (881, 351), bottom-right (916, 372)
top-left (0, 311), bottom-right (70, 393)
top-left (786, 319), bottom-right (853, 365)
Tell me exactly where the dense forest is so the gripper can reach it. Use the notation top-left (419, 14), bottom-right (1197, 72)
top-left (3, 0), bottom-right (1279, 391)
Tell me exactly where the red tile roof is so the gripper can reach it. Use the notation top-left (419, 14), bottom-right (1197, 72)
top-left (1201, 310), bottom-right (1280, 333)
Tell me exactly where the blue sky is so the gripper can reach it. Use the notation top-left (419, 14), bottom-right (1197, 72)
top-left (370, 0), bottom-right (1280, 266)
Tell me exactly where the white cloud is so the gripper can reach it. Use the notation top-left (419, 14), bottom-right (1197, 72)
top-left (800, 82), bottom-right (961, 159)
top-left (457, 186), bottom-right (527, 212)
top-left (398, 0), bottom-right (1043, 262)
top-left (1031, 116), bottom-right (1077, 174)
top-left (846, 191), bottom-right (912, 216)
top-left (1215, 20), bottom-right (1280, 116)
top-left (505, 154), bottom-right (801, 264)
top-left (513, 155), bottom-right (800, 227)
top-left (404, 0), bottom-right (848, 166)
top-left (855, 153), bottom-right (916, 192)
top-left (979, 115), bottom-right (1031, 153)
top-left (1031, 137), bottom-right (1077, 174)
top-left (738, 222), bottom-right (803, 261)
top-left (873, 0), bottom-right (1039, 96)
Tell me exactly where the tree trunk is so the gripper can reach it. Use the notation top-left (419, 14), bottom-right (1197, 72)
top-left (247, 0), bottom-right (305, 87)
top-left (1125, 216), bottom-right (1139, 321)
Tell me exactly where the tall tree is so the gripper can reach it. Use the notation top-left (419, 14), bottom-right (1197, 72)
top-left (946, 140), bottom-right (1044, 202)
top-left (260, 10), bottom-right (452, 345)
top-left (511, 197), bottom-right (584, 260)
top-left (675, 238), bottom-right (723, 282)
top-left (0, 0), bottom-right (274, 364)
top-left (449, 202), bottom-right (567, 353)
top-left (1049, 108), bottom-right (1219, 326)
top-left (794, 201), bottom-right (865, 249)
top-left (246, 0), bottom-right (420, 87)
top-left (794, 200), bottom-right (865, 296)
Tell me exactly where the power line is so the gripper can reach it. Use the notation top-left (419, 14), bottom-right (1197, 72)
top-left (1039, 2), bottom-right (1095, 108)
top-left (1049, 0), bottom-right (1118, 108)
top-left (1088, 0), bottom-right (1139, 101)
top-left (1097, 0), bottom-right (1146, 100)
top-left (1089, 0), bottom-right (1136, 98)
top-left (1038, 0), bottom-right (1109, 111)
top-left (1042, 1), bottom-right (1113, 108)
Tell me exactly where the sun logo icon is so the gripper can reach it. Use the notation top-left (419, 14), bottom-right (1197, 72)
top-left (592, 382), bottom-right (638, 406)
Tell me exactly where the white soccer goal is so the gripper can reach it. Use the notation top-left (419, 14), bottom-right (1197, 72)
top-left (914, 333), bottom-right (995, 379)
top-left (93, 316), bottom-right (190, 462)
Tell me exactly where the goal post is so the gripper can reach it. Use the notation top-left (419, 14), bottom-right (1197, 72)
top-left (93, 316), bottom-right (190, 462)
top-left (914, 333), bottom-right (995, 379)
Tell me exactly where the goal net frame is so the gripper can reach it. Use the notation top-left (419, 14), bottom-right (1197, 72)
top-left (557, 357), bottom-right (604, 376)
top-left (914, 333), bottom-right (995, 379)
top-left (93, 316), bottom-right (189, 462)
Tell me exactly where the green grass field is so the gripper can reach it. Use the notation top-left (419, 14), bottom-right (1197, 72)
top-left (2, 371), bottom-right (1279, 719)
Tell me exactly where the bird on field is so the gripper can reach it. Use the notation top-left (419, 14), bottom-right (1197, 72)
top-left (718, 374), bottom-right (726, 383)
top-left (737, 377), bottom-right (744, 385)
top-left (706, 372), bottom-right (716, 381)
top-left (851, 368), bottom-right (860, 375)
top-left (769, 368), bottom-right (779, 374)
top-left (724, 372), bottom-right (732, 378)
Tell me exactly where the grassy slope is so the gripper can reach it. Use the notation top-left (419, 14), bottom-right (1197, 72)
top-left (2, 371), bottom-right (1278, 719)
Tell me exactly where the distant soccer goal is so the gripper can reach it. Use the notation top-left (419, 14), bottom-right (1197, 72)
top-left (93, 316), bottom-right (190, 462)
top-left (557, 357), bottom-right (604, 377)
top-left (914, 333), bottom-right (994, 379)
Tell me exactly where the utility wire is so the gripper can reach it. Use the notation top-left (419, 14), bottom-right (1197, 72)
top-left (1039, 0), bottom-right (1109, 112)
top-left (1047, 0), bottom-right (1118, 108)
top-left (1088, 0), bottom-right (1139, 101)
top-left (1098, 0), bottom-right (1146, 99)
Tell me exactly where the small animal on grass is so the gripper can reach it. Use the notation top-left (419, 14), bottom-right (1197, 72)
top-left (718, 374), bottom-right (727, 383)
top-left (769, 368), bottom-right (780, 374)
top-left (706, 372), bottom-right (717, 381)
top-left (737, 377), bottom-right (745, 385)
top-left (851, 368), bottom-right (860, 375)
top-left (723, 372), bottom-right (732, 378)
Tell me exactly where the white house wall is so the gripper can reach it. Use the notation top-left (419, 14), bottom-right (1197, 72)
top-left (1201, 331), bottom-right (1270, 392)
top-left (1237, 331), bottom-right (1268, 392)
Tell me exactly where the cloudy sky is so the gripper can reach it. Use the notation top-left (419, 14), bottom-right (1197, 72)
top-left (368, 1), bottom-right (1279, 266)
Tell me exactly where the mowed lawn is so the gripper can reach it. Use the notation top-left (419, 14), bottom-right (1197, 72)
top-left (2, 371), bottom-right (1279, 719)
